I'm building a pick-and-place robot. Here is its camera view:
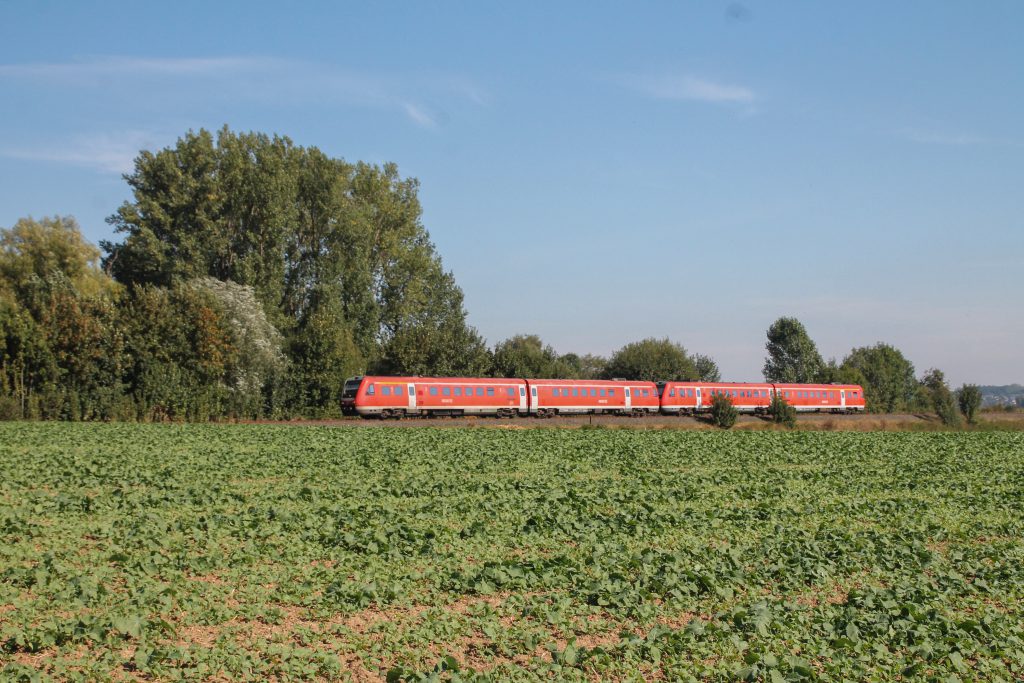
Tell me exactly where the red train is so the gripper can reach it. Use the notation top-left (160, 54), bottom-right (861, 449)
top-left (342, 376), bottom-right (866, 418)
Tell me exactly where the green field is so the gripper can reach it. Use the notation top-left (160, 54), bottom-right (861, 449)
top-left (1, 424), bottom-right (1023, 682)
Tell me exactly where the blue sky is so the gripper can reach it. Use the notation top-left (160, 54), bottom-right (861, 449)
top-left (2, 1), bottom-right (1021, 385)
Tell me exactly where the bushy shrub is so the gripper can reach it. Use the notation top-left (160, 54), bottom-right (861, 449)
top-left (710, 393), bottom-right (738, 429)
top-left (768, 392), bottom-right (797, 428)
top-left (956, 384), bottom-right (982, 425)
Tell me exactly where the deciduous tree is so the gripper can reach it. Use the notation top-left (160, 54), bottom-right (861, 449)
top-left (840, 343), bottom-right (917, 413)
top-left (762, 317), bottom-right (824, 383)
top-left (604, 338), bottom-right (696, 381)
top-left (957, 384), bottom-right (982, 425)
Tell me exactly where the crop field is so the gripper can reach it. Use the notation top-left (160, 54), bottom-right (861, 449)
top-left (1, 424), bottom-right (1023, 682)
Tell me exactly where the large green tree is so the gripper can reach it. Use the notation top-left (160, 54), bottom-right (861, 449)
top-left (558, 353), bottom-right (608, 380)
top-left (762, 317), bottom-right (824, 383)
top-left (1, 216), bottom-right (117, 299)
top-left (840, 343), bottom-right (917, 413)
top-left (103, 127), bottom-right (485, 404)
top-left (491, 334), bottom-right (570, 379)
top-left (691, 353), bottom-right (721, 382)
top-left (604, 338), bottom-right (697, 382)
top-left (1, 217), bottom-right (126, 420)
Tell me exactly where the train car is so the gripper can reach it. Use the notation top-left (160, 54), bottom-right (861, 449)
top-left (771, 383), bottom-right (865, 413)
top-left (526, 379), bottom-right (659, 417)
top-left (659, 381), bottom-right (774, 414)
top-left (347, 376), bottom-right (528, 418)
top-left (662, 382), bottom-right (774, 414)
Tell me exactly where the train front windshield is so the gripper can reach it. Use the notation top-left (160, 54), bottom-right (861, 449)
top-left (342, 378), bottom-right (363, 399)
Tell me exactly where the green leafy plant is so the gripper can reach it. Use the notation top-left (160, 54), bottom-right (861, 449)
top-left (767, 392), bottom-right (797, 428)
top-left (709, 392), bottom-right (738, 429)
top-left (2, 423), bottom-right (1023, 680)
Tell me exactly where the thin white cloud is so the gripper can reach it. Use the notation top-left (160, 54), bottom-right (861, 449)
top-left (0, 56), bottom-right (486, 128)
top-left (899, 127), bottom-right (1023, 148)
top-left (401, 103), bottom-right (437, 129)
top-left (0, 56), bottom-right (271, 81)
top-left (900, 128), bottom-right (989, 146)
top-left (2, 130), bottom-right (170, 175)
top-left (615, 72), bottom-right (755, 104)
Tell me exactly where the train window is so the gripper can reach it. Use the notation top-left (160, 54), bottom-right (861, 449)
top-left (487, 387), bottom-right (495, 396)
top-left (687, 389), bottom-right (693, 397)
top-left (476, 387), bottom-right (484, 396)
top-left (531, 387), bottom-right (537, 397)
top-left (382, 386), bottom-right (391, 396)
top-left (430, 387), bottom-right (438, 396)
top-left (453, 387), bottom-right (462, 396)
top-left (590, 389), bottom-right (596, 397)
top-left (443, 387), bottom-right (451, 396)
top-left (521, 387), bottom-right (526, 396)
top-left (367, 384), bottom-right (375, 395)
top-left (507, 388), bottom-right (515, 397)
top-left (395, 386), bottom-right (404, 396)
top-left (554, 388), bottom-right (561, 397)
top-left (573, 388), bottom-right (579, 397)
top-left (600, 389), bottom-right (607, 397)
top-left (625, 389), bottom-right (630, 397)
top-left (669, 389), bottom-right (675, 397)
top-left (643, 389), bottom-right (649, 397)
top-left (609, 389), bottom-right (615, 396)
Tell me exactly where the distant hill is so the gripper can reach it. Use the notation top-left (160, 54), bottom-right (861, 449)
top-left (980, 384), bottom-right (1024, 407)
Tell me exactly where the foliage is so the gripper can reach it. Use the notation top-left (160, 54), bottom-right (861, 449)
top-left (3, 423), bottom-right (1023, 681)
top-left (957, 384), bottom-right (982, 425)
top-left (691, 353), bottom-right (721, 382)
top-left (0, 216), bottom-right (117, 299)
top-left (491, 334), bottom-right (570, 379)
top-left (709, 392), bottom-right (738, 429)
top-left (841, 343), bottom-right (917, 413)
top-left (604, 338), bottom-right (696, 382)
top-left (119, 283), bottom-right (238, 420)
top-left (188, 278), bottom-right (287, 408)
top-left (762, 317), bottom-right (824, 383)
top-left (922, 369), bottom-right (962, 427)
top-left (102, 126), bottom-right (483, 405)
top-left (558, 353), bottom-right (608, 380)
top-left (816, 358), bottom-right (866, 386)
top-left (767, 392), bottom-right (797, 428)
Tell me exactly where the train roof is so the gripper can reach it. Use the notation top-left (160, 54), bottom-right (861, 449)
top-left (525, 378), bottom-right (658, 385)
top-left (360, 376), bottom-right (526, 384)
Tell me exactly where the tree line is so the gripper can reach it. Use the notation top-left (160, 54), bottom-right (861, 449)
top-left (761, 316), bottom-right (982, 425)
top-left (0, 128), bottom-right (721, 420)
top-left (0, 126), bottom-right (983, 422)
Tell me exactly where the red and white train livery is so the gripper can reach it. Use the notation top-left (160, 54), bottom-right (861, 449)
top-left (343, 376), bottom-right (866, 418)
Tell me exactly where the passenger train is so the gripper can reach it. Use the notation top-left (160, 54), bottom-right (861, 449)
top-left (341, 375), bottom-right (866, 418)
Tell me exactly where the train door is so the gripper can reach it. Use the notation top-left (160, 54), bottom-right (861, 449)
top-left (840, 390), bottom-right (846, 410)
top-left (520, 386), bottom-right (528, 412)
top-left (625, 388), bottom-right (632, 409)
top-left (408, 384), bottom-right (417, 411)
top-left (695, 388), bottom-right (702, 410)
top-left (529, 386), bottom-right (536, 413)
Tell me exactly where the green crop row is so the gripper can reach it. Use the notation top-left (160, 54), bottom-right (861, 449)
top-left (1, 423), bottom-right (1022, 681)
